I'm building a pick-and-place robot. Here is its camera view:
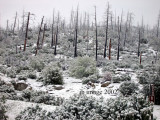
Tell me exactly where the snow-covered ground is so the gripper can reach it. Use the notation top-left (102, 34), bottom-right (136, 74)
top-left (154, 105), bottom-right (160, 120)
top-left (5, 100), bottom-right (56, 120)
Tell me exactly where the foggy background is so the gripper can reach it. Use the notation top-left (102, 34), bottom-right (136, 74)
top-left (0, 0), bottom-right (160, 28)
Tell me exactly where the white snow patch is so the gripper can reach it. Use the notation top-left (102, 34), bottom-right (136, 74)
top-left (153, 105), bottom-right (160, 120)
top-left (5, 100), bottom-right (56, 120)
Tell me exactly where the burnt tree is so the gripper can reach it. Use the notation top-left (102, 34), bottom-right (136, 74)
top-left (95, 6), bottom-right (98, 61)
top-left (104, 3), bottom-right (110, 58)
top-left (23, 12), bottom-right (30, 52)
top-left (35, 16), bottom-right (44, 56)
top-left (74, 6), bottom-right (78, 57)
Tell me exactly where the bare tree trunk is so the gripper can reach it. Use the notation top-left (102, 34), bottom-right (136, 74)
top-left (41, 24), bottom-right (46, 48)
top-left (35, 16), bottom-right (44, 56)
top-left (110, 13), bottom-right (113, 30)
top-left (13, 12), bottom-right (17, 35)
top-left (117, 16), bottom-right (120, 61)
top-left (23, 12), bottom-right (30, 51)
top-left (109, 38), bottom-right (111, 60)
top-left (138, 26), bottom-right (141, 57)
top-left (104, 3), bottom-right (110, 58)
top-left (86, 14), bottom-right (89, 55)
top-left (54, 12), bottom-right (60, 55)
top-left (51, 24), bottom-right (54, 47)
top-left (124, 21), bottom-right (128, 47)
top-left (5, 20), bottom-right (9, 39)
top-left (156, 12), bottom-right (160, 38)
top-left (140, 52), bottom-right (142, 64)
top-left (120, 10), bottom-right (123, 32)
top-left (95, 6), bottom-right (98, 61)
top-left (51, 9), bottom-right (55, 47)
top-left (74, 6), bottom-right (78, 57)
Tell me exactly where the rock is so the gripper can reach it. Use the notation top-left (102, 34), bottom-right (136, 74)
top-left (54, 86), bottom-right (64, 90)
top-left (101, 82), bottom-right (110, 87)
top-left (12, 82), bottom-right (28, 91)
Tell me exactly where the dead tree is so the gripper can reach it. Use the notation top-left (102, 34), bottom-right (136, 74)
top-left (51, 9), bottom-right (55, 47)
top-left (104, 3), bottom-right (110, 58)
top-left (138, 26), bottom-right (141, 57)
top-left (54, 12), bottom-right (60, 55)
top-left (95, 6), bottom-right (98, 61)
top-left (74, 6), bottom-right (78, 57)
top-left (109, 38), bottom-right (111, 60)
top-left (23, 12), bottom-right (30, 51)
top-left (120, 10), bottom-right (123, 32)
top-left (5, 20), bottom-right (9, 39)
top-left (117, 16), bottom-right (120, 61)
top-left (86, 13), bottom-right (90, 55)
top-left (110, 13), bottom-right (113, 30)
top-left (140, 52), bottom-right (142, 64)
top-left (35, 16), bottom-right (44, 56)
top-left (13, 12), bottom-right (17, 35)
top-left (156, 11), bottom-right (160, 38)
top-left (41, 24), bottom-right (46, 48)
top-left (124, 13), bottom-right (129, 47)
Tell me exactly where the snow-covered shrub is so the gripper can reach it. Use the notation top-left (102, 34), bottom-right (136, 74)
top-left (15, 94), bottom-right (153, 120)
top-left (119, 82), bottom-right (139, 96)
top-left (21, 90), bottom-right (64, 105)
top-left (69, 56), bottom-right (98, 78)
top-left (82, 74), bottom-right (99, 84)
top-left (40, 66), bottom-right (63, 85)
top-left (0, 96), bottom-right (8, 120)
top-left (112, 74), bottom-right (131, 83)
top-left (27, 71), bottom-right (37, 79)
top-left (18, 75), bottom-right (27, 80)
top-left (103, 72), bottom-right (112, 82)
top-left (30, 58), bottom-right (45, 72)
top-left (138, 72), bottom-right (149, 84)
top-left (15, 105), bottom-right (48, 120)
top-left (7, 67), bottom-right (16, 78)
top-left (0, 66), bottom-right (7, 74)
top-left (16, 65), bottom-right (30, 74)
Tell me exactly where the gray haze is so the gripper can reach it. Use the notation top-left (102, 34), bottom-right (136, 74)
top-left (0, 0), bottom-right (160, 28)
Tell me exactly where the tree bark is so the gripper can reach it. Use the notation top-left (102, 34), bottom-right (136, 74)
top-left (35, 16), bottom-right (44, 56)
top-left (95, 6), bottom-right (98, 61)
top-left (23, 12), bottom-right (30, 52)
top-left (104, 3), bottom-right (109, 58)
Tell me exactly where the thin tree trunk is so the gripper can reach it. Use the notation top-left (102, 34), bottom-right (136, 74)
top-left (54, 12), bottom-right (60, 55)
top-left (117, 16), bottom-right (120, 61)
top-left (13, 12), bottom-right (17, 35)
top-left (138, 26), bottom-right (141, 57)
top-left (23, 12), bottom-right (30, 51)
top-left (104, 3), bottom-right (109, 58)
top-left (41, 24), bottom-right (46, 48)
top-left (95, 6), bottom-right (98, 61)
top-left (51, 9), bottom-right (55, 47)
top-left (74, 6), bottom-right (78, 57)
top-left (35, 16), bottom-right (44, 56)
top-left (109, 38), bottom-right (111, 60)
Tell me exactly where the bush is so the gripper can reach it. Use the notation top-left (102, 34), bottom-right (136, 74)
top-left (82, 74), bottom-right (99, 84)
top-left (0, 96), bottom-right (8, 120)
top-left (119, 82), bottom-right (139, 96)
top-left (21, 90), bottom-right (64, 105)
top-left (69, 56), bottom-right (98, 78)
top-left (27, 71), bottom-right (37, 79)
top-left (16, 94), bottom-right (153, 120)
top-left (112, 74), bottom-right (131, 83)
top-left (7, 68), bottom-right (16, 78)
top-left (30, 59), bottom-right (45, 72)
top-left (41, 66), bottom-right (63, 85)
top-left (138, 72), bottom-right (149, 84)
top-left (18, 75), bottom-right (27, 80)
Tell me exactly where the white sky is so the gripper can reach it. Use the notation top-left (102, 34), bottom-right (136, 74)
top-left (0, 0), bottom-right (160, 28)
